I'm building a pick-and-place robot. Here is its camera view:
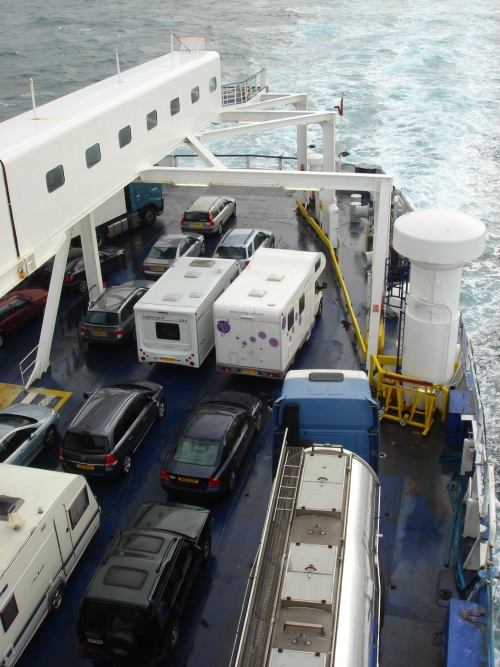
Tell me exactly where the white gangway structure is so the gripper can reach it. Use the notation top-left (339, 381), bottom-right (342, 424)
top-left (0, 41), bottom-right (393, 387)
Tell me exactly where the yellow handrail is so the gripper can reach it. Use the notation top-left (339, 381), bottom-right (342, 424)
top-left (296, 198), bottom-right (367, 358)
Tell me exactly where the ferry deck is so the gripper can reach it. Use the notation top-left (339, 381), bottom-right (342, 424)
top-left (1, 183), bottom-right (460, 667)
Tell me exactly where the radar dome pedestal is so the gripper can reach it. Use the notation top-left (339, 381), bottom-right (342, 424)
top-left (393, 209), bottom-right (485, 385)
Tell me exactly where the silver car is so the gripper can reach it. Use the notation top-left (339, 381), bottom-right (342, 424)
top-left (214, 228), bottom-right (275, 269)
top-left (181, 195), bottom-right (236, 234)
top-left (81, 280), bottom-right (153, 345)
top-left (0, 404), bottom-right (59, 466)
top-left (142, 233), bottom-right (205, 279)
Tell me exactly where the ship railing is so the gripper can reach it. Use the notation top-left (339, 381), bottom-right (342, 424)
top-left (170, 153), bottom-right (297, 170)
top-left (221, 69), bottom-right (266, 106)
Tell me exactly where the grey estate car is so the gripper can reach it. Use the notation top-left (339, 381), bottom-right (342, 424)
top-left (214, 228), bottom-right (275, 269)
top-left (181, 195), bottom-right (236, 234)
top-left (142, 233), bottom-right (205, 279)
top-left (80, 281), bottom-right (152, 345)
top-left (60, 381), bottom-right (164, 478)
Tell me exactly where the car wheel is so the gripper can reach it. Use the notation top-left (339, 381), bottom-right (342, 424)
top-left (157, 399), bottom-right (165, 420)
top-left (270, 237), bottom-right (275, 248)
top-left (132, 328), bottom-right (137, 342)
top-left (228, 469), bottom-right (236, 493)
top-left (48, 583), bottom-right (65, 613)
top-left (43, 425), bottom-right (57, 449)
top-left (77, 279), bottom-right (88, 294)
top-left (41, 302), bottom-right (46, 317)
top-left (200, 242), bottom-right (206, 256)
top-left (201, 534), bottom-right (212, 565)
top-left (0, 333), bottom-right (4, 348)
top-left (122, 454), bottom-right (132, 476)
top-left (232, 203), bottom-right (237, 216)
top-left (95, 228), bottom-right (107, 247)
top-left (217, 224), bottom-right (223, 235)
top-left (317, 297), bottom-right (323, 318)
top-left (142, 206), bottom-right (157, 226)
top-left (168, 618), bottom-right (181, 653)
top-left (255, 413), bottom-right (262, 433)
top-left (117, 254), bottom-right (127, 268)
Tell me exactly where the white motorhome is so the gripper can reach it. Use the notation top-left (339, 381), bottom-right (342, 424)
top-left (214, 248), bottom-right (326, 379)
top-left (0, 464), bottom-right (100, 667)
top-left (135, 257), bottom-right (240, 368)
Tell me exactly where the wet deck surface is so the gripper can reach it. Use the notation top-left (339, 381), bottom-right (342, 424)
top-left (0, 184), bottom-right (455, 667)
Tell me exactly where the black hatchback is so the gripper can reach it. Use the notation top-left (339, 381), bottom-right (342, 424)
top-left (161, 391), bottom-right (262, 497)
top-left (60, 381), bottom-right (164, 478)
top-left (42, 246), bottom-right (127, 293)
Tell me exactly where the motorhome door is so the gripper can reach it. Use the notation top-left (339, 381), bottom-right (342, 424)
top-left (53, 505), bottom-right (76, 571)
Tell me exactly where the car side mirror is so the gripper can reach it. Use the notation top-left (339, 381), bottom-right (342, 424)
top-left (83, 392), bottom-right (90, 399)
top-left (30, 432), bottom-right (36, 439)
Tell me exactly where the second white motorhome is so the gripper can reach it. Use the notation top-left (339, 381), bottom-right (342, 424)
top-left (214, 248), bottom-right (326, 379)
top-left (134, 257), bottom-right (240, 368)
top-left (0, 464), bottom-right (100, 667)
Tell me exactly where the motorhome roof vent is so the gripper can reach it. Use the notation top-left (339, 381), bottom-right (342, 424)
top-left (309, 372), bottom-right (344, 383)
top-left (249, 289), bottom-right (266, 298)
top-left (0, 495), bottom-right (25, 521)
top-left (190, 291), bottom-right (203, 298)
top-left (190, 259), bottom-right (216, 268)
top-left (267, 274), bottom-right (284, 282)
top-left (184, 271), bottom-right (201, 278)
top-left (162, 293), bottom-right (182, 302)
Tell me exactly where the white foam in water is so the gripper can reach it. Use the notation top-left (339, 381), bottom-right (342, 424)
top-left (1, 0), bottom-right (499, 650)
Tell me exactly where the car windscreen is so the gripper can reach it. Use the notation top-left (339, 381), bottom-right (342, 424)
top-left (216, 246), bottom-right (246, 260)
top-left (173, 437), bottom-right (220, 466)
top-left (185, 211), bottom-right (209, 222)
top-left (63, 431), bottom-right (108, 455)
top-left (83, 601), bottom-right (146, 636)
top-left (0, 415), bottom-right (37, 427)
top-left (85, 311), bottom-right (120, 326)
top-left (148, 246), bottom-right (177, 260)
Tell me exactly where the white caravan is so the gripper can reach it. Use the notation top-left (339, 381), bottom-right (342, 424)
top-left (135, 257), bottom-right (240, 368)
top-left (0, 464), bottom-right (100, 667)
top-left (214, 248), bottom-right (326, 379)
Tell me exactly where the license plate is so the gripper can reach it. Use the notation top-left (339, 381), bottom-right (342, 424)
top-left (93, 330), bottom-right (107, 336)
top-left (242, 369), bottom-right (259, 375)
top-left (161, 357), bottom-right (176, 362)
top-left (191, 223), bottom-right (204, 227)
top-left (178, 476), bottom-right (199, 484)
top-left (152, 266), bottom-right (165, 271)
top-left (87, 638), bottom-right (103, 645)
top-left (77, 464), bottom-right (95, 471)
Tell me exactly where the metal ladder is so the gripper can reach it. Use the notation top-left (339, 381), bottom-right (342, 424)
top-left (273, 449), bottom-right (301, 521)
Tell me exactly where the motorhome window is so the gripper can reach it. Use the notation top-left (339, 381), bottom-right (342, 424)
top-left (299, 293), bottom-right (305, 314)
top-left (170, 97), bottom-right (180, 115)
top-left (156, 322), bottom-right (181, 341)
top-left (46, 165), bottom-right (65, 193)
top-left (216, 246), bottom-right (245, 260)
top-left (69, 486), bottom-right (89, 529)
top-left (63, 432), bottom-right (108, 455)
top-left (84, 602), bottom-right (145, 635)
top-left (0, 594), bottom-right (19, 632)
top-left (185, 211), bottom-right (209, 222)
top-left (85, 311), bottom-right (119, 326)
top-left (288, 307), bottom-right (294, 331)
top-left (191, 86), bottom-right (200, 103)
top-left (104, 566), bottom-right (148, 590)
top-left (209, 76), bottom-right (217, 92)
top-left (174, 437), bottom-right (220, 466)
top-left (118, 125), bottom-right (132, 148)
top-left (315, 258), bottom-right (321, 272)
top-left (149, 245), bottom-right (177, 260)
top-left (85, 143), bottom-right (101, 169)
top-left (147, 110), bottom-right (158, 130)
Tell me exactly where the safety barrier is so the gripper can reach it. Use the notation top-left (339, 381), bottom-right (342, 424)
top-left (221, 69), bottom-right (267, 106)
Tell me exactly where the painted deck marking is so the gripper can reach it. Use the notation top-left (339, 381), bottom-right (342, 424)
top-left (0, 383), bottom-right (72, 412)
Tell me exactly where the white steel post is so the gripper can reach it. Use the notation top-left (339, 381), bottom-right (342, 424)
top-left (80, 212), bottom-right (104, 303)
top-left (321, 119), bottom-right (336, 219)
top-left (296, 98), bottom-right (308, 172)
top-left (26, 229), bottom-right (73, 387)
top-left (366, 177), bottom-right (393, 368)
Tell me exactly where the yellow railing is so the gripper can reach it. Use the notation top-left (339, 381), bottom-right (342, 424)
top-left (296, 198), bottom-right (367, 358)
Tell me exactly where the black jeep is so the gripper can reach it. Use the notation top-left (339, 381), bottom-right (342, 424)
top-left (76, 502), bottom-right (212, 664)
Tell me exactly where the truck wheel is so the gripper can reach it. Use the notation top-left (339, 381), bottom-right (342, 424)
top-left (95, 228), bottom-right (107, 247)
top-left (48, 583), bottom-right (65, 613)
top-left (317, 297), bottom-right (323, 318)
top-left (142, 206), bottom-right (157, 226)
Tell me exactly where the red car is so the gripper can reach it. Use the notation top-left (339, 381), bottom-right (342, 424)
top-left (0, 287), bottom-right (48, 348)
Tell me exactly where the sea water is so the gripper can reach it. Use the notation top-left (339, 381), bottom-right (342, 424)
top-left (1, 0), bottom-right (500, 653)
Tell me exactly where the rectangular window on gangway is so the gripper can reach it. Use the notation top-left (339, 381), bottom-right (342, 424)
top-left (85, 143), bottom-right (101, 169)
top-left (209, 76), bottom-right (217, 93)
top-left (46, 165), bottom-right (65, 193)
top-left (299, 293), bottom-right (305, 315)
top-left (147, 110), bottom-right (158, 130)
top-left (170, 98), bottom-right (180, 116)
top-left (191, 86), bottom-right (200, 104)
top-left (118, 125), bottom-right (132, 148)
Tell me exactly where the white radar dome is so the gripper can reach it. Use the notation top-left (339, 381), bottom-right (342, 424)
top-left (393, 209), bottom-right (485, 265)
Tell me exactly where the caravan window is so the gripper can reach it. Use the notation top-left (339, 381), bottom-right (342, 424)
top-left (288, 307), bottom-right (294, 331)
top-left (46, 165), bottom-right (65, 193)
top-left (69, 486), bottom-right (90, 529)
top-left (0, 594), bottom-right (19, 633)
top-left (156, 322), bottom-right (180, 341)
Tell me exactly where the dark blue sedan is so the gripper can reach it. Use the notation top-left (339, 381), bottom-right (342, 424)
top-left (160, 392), bottom-right (262, 497)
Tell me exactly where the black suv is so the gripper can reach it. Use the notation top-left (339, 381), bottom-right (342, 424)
top-left (77, 502), bottom-right (212, 664)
